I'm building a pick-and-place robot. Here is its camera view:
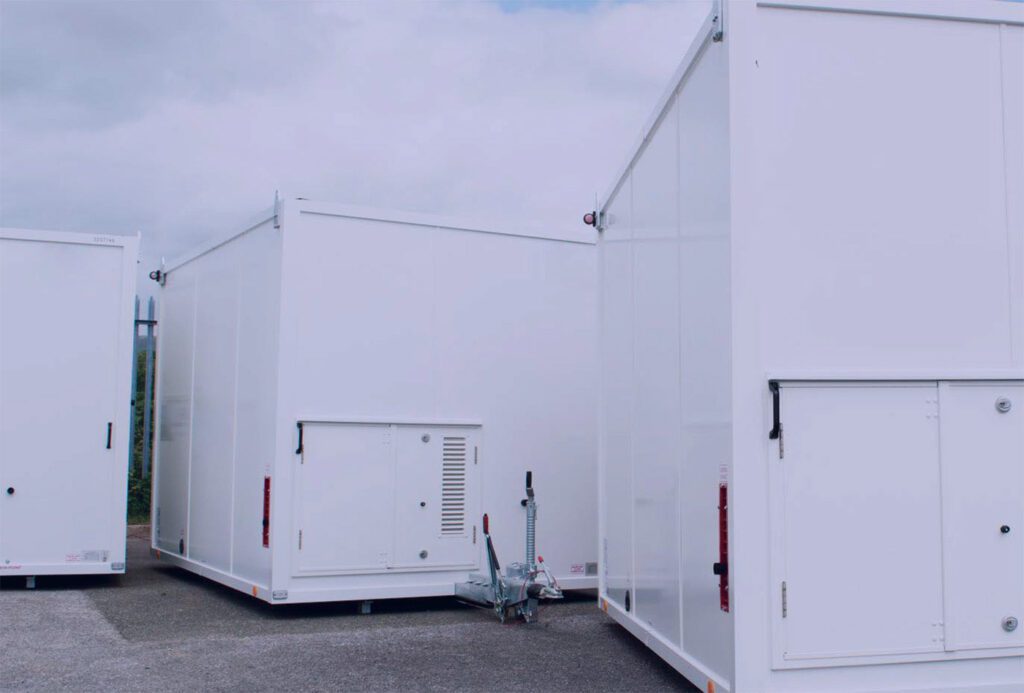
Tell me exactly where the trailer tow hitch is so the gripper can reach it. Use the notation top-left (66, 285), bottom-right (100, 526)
top-left (455, 471), bottom-right (562, 623)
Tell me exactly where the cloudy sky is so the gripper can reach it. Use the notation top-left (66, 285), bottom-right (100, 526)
top-left (0, 0), bottom-right (710, 275)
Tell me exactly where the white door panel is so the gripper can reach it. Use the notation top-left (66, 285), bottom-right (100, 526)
top-left (391, 427), bottom-right (478, 569)
top-left (293, 422), bottom-right (479, 576)
top-left (293, 423), bottom-right (394, 574)
top-left (774, 383), bottom-right (945, 663)
top-left (0, 239), bottom-right (123, 565)
top-left (940, 382), bottom-right (1024, 651)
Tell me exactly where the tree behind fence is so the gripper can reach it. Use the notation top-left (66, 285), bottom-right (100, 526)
top-left (128, 296), bottom-right (156, 524)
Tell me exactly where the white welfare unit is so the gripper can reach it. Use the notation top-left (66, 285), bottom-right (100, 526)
top-left (596, 1), bottom-right (1024, 691)
top-left (0, 228), bottom-right (138, 580)
top-left (151, 198), bottom-right (597, 605)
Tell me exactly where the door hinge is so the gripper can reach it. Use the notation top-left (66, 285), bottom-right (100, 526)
top-left (473, 525), bottom-right (477, 544)
top-left (474, 446), bottom-right (478, 465)
top-left (782, 581), bottom-right (788, 618)
top-left (298, 530), bottom-right (303, 550)
top-left (273, 190), bottom-right (282, 229)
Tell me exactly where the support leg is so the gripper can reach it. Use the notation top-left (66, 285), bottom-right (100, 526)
top-left (358, 600), bottom-right (372, 615)
top-left (25, 576), bottom-right (35, 589)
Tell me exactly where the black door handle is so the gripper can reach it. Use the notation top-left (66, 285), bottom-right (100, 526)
top-left (106, 422), bottom-right (113, 449)
top-left (769, 381), bottom-right (782, 440)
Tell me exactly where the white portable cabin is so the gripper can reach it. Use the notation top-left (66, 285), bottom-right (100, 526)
top-left (596, 1), bottom-right (1024, 692)
top-left (0, 228), bottom-right (138, 579)
top-left (151, 198), bottom-right (598, 605)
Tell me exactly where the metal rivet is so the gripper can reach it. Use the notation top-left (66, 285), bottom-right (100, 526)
top-left (419, 550), bottom-right (428, 559)
top-left (1002, 525), bottom-right (1012, 534)
top-left (421, 434), bottom-right (431, 443)
top-left (1004, 616), bottom-right (1018, 632)
top-left (419, 501), bottom-right (426, 508)
top-left (996, 397), bottom-right (1012, 414)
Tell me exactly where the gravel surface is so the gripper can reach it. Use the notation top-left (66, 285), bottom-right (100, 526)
top-left (0, 530), bottom-right (696, 692)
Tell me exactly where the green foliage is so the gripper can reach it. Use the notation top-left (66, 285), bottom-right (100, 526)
top-left (128, 347), bottom-right (155, 525)
top-left (127, 464), bottom-right (151, 524)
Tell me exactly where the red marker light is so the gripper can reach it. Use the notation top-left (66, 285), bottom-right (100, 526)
top-left (582, 211), bottom-right (597, 226)
top-left (262, 477), bottom-right (272, 548)
top-left (483, 513), bottom-right (489, 535)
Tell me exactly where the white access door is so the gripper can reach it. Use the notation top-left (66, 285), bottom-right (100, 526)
top-left (391, 426), bottom-right (479, 569)
top-left (0, 237), bottom-right (124, 567)
top-left (293, 423), bottom-right (395, 574)
top-left (771, 383), bottom-right (946, 665)
top-left (293, 422), bottom-right (480, 576)
top-left (940, 381), bottom-right (1024, 651)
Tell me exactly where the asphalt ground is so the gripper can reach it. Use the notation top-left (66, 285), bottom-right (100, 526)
top-left (1, 528), bottom-right (696, 692)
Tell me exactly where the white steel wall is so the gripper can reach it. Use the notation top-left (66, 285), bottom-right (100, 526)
top-left (728, 2), bottom-right (1024, 691)
top-left (153, 200), bottom-right (598, 603)
top-left (599, 17), bottom-right (734, 688)
top-left (153, 215), bottom-right (282, 590)
top-left (0, 228), bottom-right (137, 576)
top-left (271, 203), bottom-right (598, 601)
top-left (597, 1), bottom-right (1024, 691)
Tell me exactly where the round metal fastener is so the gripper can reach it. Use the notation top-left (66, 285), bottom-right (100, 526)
top-left (421, 434), bottom-right (431, 443)
top-left (419, 550), bottom-right (428, 559)
top-left (996, 397), bottom-right (1013, 414)
top-left (1004, 616), bottom-right (1018, 632)
top-left (1002, 525), bottom-right (1012, 534)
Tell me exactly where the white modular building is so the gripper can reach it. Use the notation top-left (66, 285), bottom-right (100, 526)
top-left (0, 228), bottom-right (138, 579)
top-left (596, 1), bottom-right (1024, 692)
top-left (151, 198), bottom-right (598, 605)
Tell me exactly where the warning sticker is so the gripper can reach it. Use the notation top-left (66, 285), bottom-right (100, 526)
top-left (570, 564), bottom-right (585, 574)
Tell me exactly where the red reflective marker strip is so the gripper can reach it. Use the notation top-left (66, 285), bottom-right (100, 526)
top-left (262, 477), bottom-right (271, 548)
top-left (718, 483), bottom-right (729, 612)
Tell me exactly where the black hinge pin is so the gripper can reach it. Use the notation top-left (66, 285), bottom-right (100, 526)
top-left (295, 422), bottom-right (304, 455)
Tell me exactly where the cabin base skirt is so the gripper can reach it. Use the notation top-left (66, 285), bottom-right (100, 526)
top-left (156, 550), bottom-right (594, 605)
top-left (0, 563), bottom-right (125, 577)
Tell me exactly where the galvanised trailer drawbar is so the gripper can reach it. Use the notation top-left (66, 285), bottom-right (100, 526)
top-left (594, 1), bottom-right (1024, 692)
top-left (150, 198), bottom-right (598, 608)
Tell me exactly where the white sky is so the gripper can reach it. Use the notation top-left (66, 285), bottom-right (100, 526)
top-left (0, 0), bottom-right (712, 276)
